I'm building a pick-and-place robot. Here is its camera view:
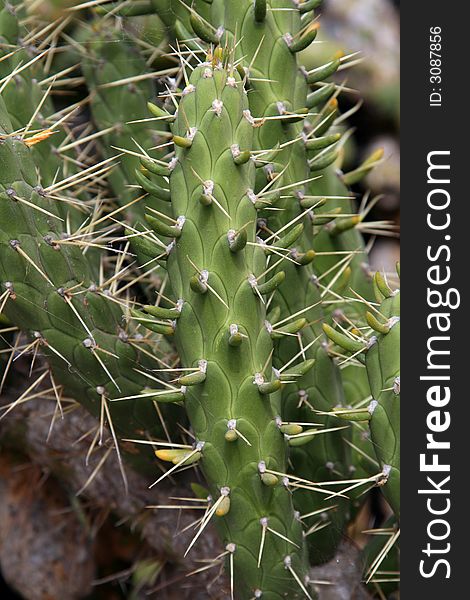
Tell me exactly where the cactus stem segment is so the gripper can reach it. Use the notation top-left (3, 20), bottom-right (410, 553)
top-left (254, 372), bottom-right (282, 395)
top-left (284, 556), bottom-right (314, 600)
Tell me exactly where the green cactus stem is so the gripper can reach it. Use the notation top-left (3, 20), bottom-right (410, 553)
top-left (323, 271), bottom-right (400, 518)
top-left (0, 95), bottom-right (181, 477)
top-left (147, 59), bottom-right (313, 599)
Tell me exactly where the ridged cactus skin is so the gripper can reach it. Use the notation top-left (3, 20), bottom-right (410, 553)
top-left (0, 0), bottom-right (70, 187)
top-left (324, 272), bottom-right (400, 518)
top-left (0, 95), bottom-right (178, 476)
top-left (0, 0), bottom-right (400, 594)
top-left (79, 18), bottom-right (181, 280)
top-left (277, 321), bottom-right (351, 564)
top-left (366, 282), bottom-right (400, 518)
top-left (148, 61), bottom-right (311, 599)
top-left (340, 364), bottom-right (378, 516)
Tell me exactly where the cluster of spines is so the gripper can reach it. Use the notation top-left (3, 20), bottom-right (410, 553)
top-left (323, 269), bottom-right (400, 518)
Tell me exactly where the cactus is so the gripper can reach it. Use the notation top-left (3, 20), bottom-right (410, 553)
top-left (323, 270), bottom-right (400, 518)
top-left (363, 515), bottom-right (400, 596)
top-left (0, 0), bottom-right (74, 187)
top-left (79, 18), bottom-right (171, 220)
top-left (166, 0), bottom-right (354, 565)
top-left (311, 165), bottom-right (374, 311)
top-left (0, 93), bottom-right (182, 477)
top-left (0, 0), bottom-right (400, 596)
